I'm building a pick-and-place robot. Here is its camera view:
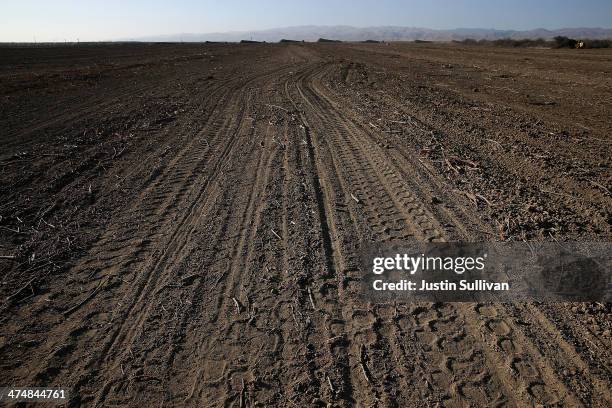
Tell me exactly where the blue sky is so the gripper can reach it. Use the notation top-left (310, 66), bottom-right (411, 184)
top-left (2, 0), bottom-right (612, 42)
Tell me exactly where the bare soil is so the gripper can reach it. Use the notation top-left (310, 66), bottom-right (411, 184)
top-left (0, 42), bottom-right (610, 407)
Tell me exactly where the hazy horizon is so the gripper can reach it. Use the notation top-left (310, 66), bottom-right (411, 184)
top-left (136, 23), bottom-right (612, 36)
top-left (2, 0), bottom-right (612, 42)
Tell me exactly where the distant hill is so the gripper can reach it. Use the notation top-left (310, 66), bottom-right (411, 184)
top-left (127, 25), bottom-right (612, 43)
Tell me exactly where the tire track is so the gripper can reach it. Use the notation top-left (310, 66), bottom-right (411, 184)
top-left (306, 61), bottom-right (600, 407)
top-left (286, 73), bottom-right (360, 407)
top-left (6, 61), bottom-right (301, 405)
top-left (323, 79), bottom-right (606, 405)
top-left (295, 63), bottom-right (552, 407)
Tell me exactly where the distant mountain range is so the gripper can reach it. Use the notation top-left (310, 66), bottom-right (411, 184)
top-left (128, 25), bottom-right (612, 42)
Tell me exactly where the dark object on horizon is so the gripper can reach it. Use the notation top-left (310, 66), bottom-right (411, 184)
top-left (458, 37), bottom-right (611, 49)
top-left (457, 38), bottom-right (547, 47)
top-left (240, 40), bottom-right (263, 44)
top-left (317, 38), bottom-right (341, 43)
top-left (553, 36), bottom-right (577, 48)
top-left (279, 39), bottom-right (301, 43)
top-left (492, 38), bottom-right (548, 47)
top-left (583, 39), bottom-right (612, 48)
top-left (551, 36), bottom-right (612, 49)
top-left (414, 40), bottom-right (432, 43)
top-left (362, 39), bottom-right (380, 43)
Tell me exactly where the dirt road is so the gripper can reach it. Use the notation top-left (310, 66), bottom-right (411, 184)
top-left (1, 43), bottom-right (610, 406)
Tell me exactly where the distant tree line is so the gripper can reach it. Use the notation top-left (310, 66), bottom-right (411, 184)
top-left (457, 36), bottom-right (611, 49)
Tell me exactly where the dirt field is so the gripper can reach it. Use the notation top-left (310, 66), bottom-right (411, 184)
top-left (1, 43), bottom-right (610, 407)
